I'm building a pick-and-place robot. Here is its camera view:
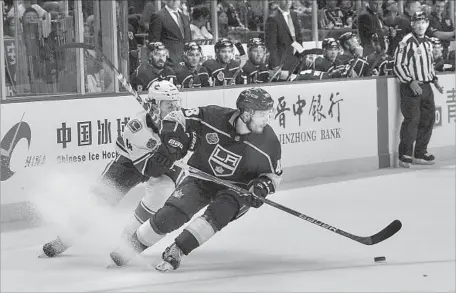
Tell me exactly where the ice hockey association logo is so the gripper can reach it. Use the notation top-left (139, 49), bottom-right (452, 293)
top-left (206, 132), bottom-right (219, 145)
top-left (208, 145), bottom-right (242, 177)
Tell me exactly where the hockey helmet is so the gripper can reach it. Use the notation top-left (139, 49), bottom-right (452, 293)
top-left (214, 38), bottom-right (234, 53)
top-left (411, 11), bottom-right (428, 23)
top-left (236, 88), bottom-right (274, 112)
top-left (147, 80), bottom-right (180, 103)
top-left (184, 42), bottom-right (203, 55)
top-left (322, 38), bottom-right (339, 50)
top-left (247, 38), bottom-right (266, 51)
top-left (339, 32), bottom-right (360, 50)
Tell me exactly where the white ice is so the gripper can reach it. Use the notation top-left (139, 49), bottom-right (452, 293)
top-left (1, 165), bottom-right (455, 292)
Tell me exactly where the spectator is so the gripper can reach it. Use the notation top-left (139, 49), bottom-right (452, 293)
top-left (390, 0), bottom-right (421, 54)
top-left (421, 4), bottom-right (432, 17)
top-left (218, 0), bottom-right (244, 28)
top-left (218, 10), bottom-right (230, 38)
top-left (129, 42), bottom-right (177, 91)
top-left (140, 1), bottom-right (160, 31)
top-left (202, 38), bottom-right (242, 86)
top-left (7, 0), bottom-right (46, 19)
top-left (431, 37), bottom-right (454, 72)
top-left (189, 5), bottom-right (212, 44)
top-left (174, 42), bottom-right (210, 88)
top-left (358, 0), bottom-right (386, 56)
top-left (427, 0), bottom-right (455, 59)
top-left (382, 0), bottom-right (399, 27)
top-left (128, 24), bottom-right (139, 76)
top-left (148, 0), bottom-right (191, 66)
top-left (322, 0), bottom-right (345, 29)
top-left (239, 38), bottom-right (270, 84)
top-left (338, 32), bottom-right (372, 77)
top-left (265, 0), bottom-right (302, 76)
top-left (393, 11), bottom-right (444, 167)
top-left (314, 38), bottom-right (345, 78)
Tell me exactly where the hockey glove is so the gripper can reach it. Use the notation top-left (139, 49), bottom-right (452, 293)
top-left (146, 146), bottom-right (175, 178)
top-left (245, 176), bottom-right (275, 208)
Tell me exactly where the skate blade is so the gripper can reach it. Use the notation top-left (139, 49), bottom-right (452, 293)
top-left (155, 261), bottom-right (174, 272)
top-left (398, 161), bottom-right (411, 168)
top-left (106, 262), bottom-right (122, 269)
top-left (413, 159), bottom-right (435, 165)
top-left (38, 252), bottom-right (49, 258)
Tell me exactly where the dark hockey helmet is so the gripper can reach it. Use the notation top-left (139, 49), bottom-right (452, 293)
top-left (184, 41), bottom-right (202, 55)
top-left (236, 88), bottom-right (274, 112)
top-left (322, 38), bottom-right (339, 50)
top-left (147, 41), bottom-right (168, 53)
top-left (411, 11), bottom-right (428, 23)
top-left (247, 38), bottom-right (266, 51)
top-left (338, 32), bottom-right (359, 50)
top-left (214, 38), bottom-right (234, 53)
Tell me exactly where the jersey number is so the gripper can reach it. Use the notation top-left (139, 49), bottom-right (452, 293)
top-left (184, 108), bottom-right (200, 117)
top-left (125, 139), bottom-right (133, 151)
top-left (127, 119), bottom-right (142, 133)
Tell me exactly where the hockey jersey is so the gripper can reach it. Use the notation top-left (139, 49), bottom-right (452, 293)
top-left (202, 59), bottom-right (242, 86)
top-left (239, 60), bottom-right (269, 84)
top-left (162, 106), bottom-right (283, 190)
top-left (174, 63), bottom-right (210, 88)
top-left (339, 52), bottom-right (372, 77)
top-left (314, 56), bottom-right (345, 78)
top-left (130, 63), bottom-right (177, 91)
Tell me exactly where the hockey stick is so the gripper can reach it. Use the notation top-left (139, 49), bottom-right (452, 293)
top-left (173, 161), bottom-right (402, 246)
top-left (59, 43), bottom-right (161, 129)
top-left (229, 42), bottom-right (247, 85)
top-left (286, 48), bottom-right (324, 82)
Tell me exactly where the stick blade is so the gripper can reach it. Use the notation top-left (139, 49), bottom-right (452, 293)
top-left (368, 219), bottom-right (402, 245)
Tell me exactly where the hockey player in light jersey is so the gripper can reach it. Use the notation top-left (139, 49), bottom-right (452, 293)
top-left (238, 38), bottom-right (270, 84)
top-left (174, 42), bottom-right (210, 88)
top-left (130, 42), bottom-right (177, 91)
top-left (202, 38), bottom-right (242, 86)
top-left (40, 80), bottom-right (194, 258)
top-left (109, 88), bottom-right (283, 271)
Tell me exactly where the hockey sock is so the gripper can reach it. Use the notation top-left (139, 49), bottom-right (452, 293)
top-left (175, 215), bottom-right (217, 255)
top-left (136, 218), bottom-right (166, 247)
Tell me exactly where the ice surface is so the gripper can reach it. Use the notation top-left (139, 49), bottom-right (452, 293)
top-left (1, 165), bottom-right (455, 292)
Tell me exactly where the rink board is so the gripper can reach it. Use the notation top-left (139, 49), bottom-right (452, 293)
top-left (1, 75), bottom-right (455, 221)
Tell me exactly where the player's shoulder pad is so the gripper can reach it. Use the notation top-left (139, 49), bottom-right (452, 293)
top-left (162, 110), bottom-right (186, 132)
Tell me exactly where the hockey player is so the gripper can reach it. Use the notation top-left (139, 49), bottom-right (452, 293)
top-left (174, 42), bottom-right (211, 88)
top-left (202, 38), bottom-right (242, 86)
top-left (238, 38), bottom-right (270, 84)
top-left (130, 42), bottom-right (177, 91)
top-left (338, 32), bottom-right (372, 77)
top-left (366, 34), bottom-right (394, 76)
top-left (313, 38), bottom-right (345, 78)
top-left (40, 81), bottom-right (194, 258)
top-left (109, 88), bottom-right (283, 271)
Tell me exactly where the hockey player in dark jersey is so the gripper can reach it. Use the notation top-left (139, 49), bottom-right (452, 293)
top-left (109, 88), bottom-right (282, 270)
top-left (40, 81), bottom-right (194, 258)
top-left (313, 38), bottom-right (345, 78)
top-left (174, 42), bottom-right (210, 88)
top-left (431, 37), bottom-right (454, 72)
top-left (338, 32), bottom-right (372, 77)
top-left (238, 38), bottom-right (270, 84)
top-left (130, 42), bottom-right (177, 91)
top-left (366, 33), bottom-right (394, 76)
top-left (202, 38), bottom-right (242, 86)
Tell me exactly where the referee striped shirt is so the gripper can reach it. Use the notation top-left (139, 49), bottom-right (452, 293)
top-left (393, 33), bottom-right (436, 83)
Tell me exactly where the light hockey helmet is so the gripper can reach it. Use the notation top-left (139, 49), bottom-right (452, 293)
top-left (146, 80), bottom-right (181, 104)
top-left (184, 41), bottom-right (203, 55)
top-left (236, 88), bottom-right (274, 112)
top-left (247, 38), bottom-right (266, 51)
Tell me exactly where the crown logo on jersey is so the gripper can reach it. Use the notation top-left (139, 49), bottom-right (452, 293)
top-left (208, 145), bottom-right (242, 177)
top-left (206, 133), bottom-right (219, 145)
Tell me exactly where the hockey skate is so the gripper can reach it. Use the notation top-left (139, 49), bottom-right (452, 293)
top-left (399, 155), bottom-right (413, 168)
top-left (413, 153), bottom-right (435, 165)
top-left (155, 242), bottom-right (183, 272)
top-left (39, 237), bottom-right (71, 258)
top-left (108, 232), bottom-right (147, 267)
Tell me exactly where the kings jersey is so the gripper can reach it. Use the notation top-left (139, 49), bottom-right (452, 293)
top-left (162, 106), bottom-right (282, 190)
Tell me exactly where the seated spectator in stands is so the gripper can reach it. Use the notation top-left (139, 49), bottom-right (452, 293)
top-left (366, 34), bottom-right (394, 76)
top-left (202, 38), bottom-right (242, 86)
top-left (174, 42), bottom-right (210, 88)
top-left (238, 38), bottom-right (270, 84)
top-left (427, 0), bottom-right (455, 59)
top-left (382, 0), bottom-right (399, 27)
top-left (129, 42), bottom-right (177, 91)
top-left (322, 0), bottom-right (345, 29)
top-left (128, 24), bottom-right (139, 76)
top-left (340, 0), bottom-right (356, 27)
top-left (431, 38), bottom-right (454, 72)
top-left (314, 38), bottom-right (345, 78)
top-left (358, 0), bottom-right (385, 57)
top-left (218, 10), bottom-right (230, 38)
top-left (338, 32), bottom-right (372, 77)
top-left (189, 5), bottom-right (212, 44)
top-left (218, 0), bottom-right (245, 28)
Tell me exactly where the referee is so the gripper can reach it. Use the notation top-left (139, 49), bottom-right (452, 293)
top-left (393, 11), bottom-right (444, 168)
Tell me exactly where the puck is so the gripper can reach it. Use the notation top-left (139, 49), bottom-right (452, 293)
top-left (374, 256), bottom-right (386, 262)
